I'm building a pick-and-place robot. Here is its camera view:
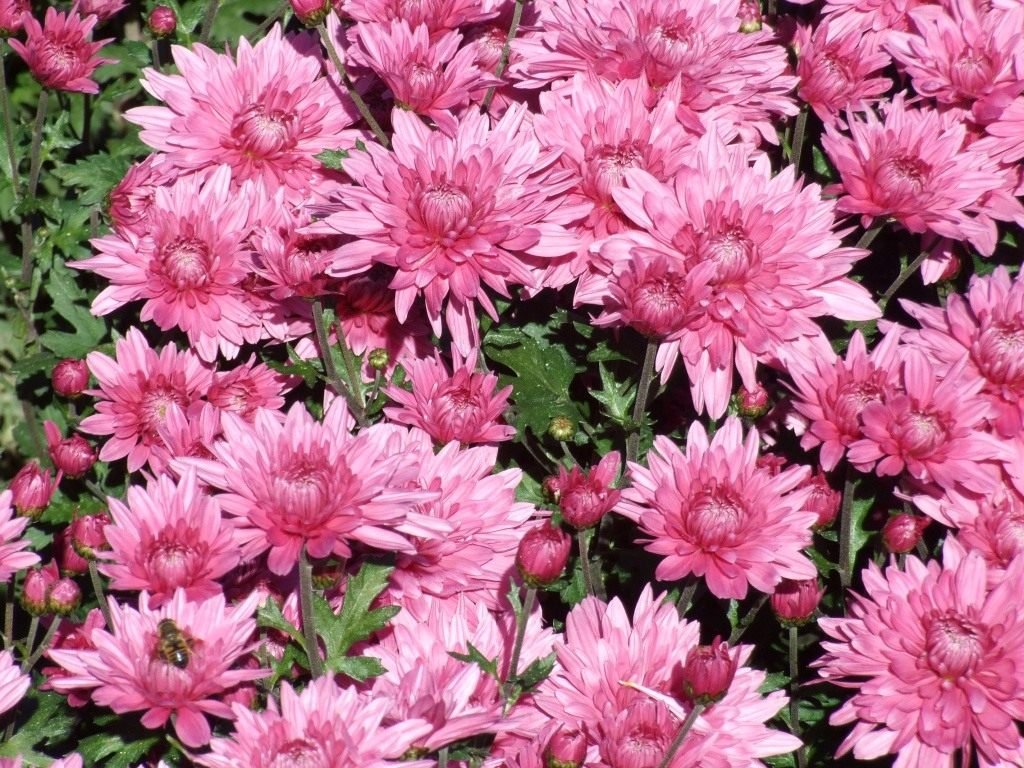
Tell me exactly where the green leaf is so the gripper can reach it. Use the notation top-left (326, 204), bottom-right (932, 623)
top-left (590, 362), bottom-right (636, 425)
top-left (484, 330), bottom-right (582, 437)
top-left (38, 261), bottom-right (106, 358)
top-left (515, 651), bottom-right (556, 691)
top-left (448, 641), bottom-right (500, 681)
top-left (0, 690), bottom-right (76, 761)
top-left (316, 148), bottom-right (349, 171)
top-left (256, 598), bottom-right (305, 648)
top-left (52, 153), bottom-right (130, 206)
top-left (315, 562), bottom-right (400, 666)
top-left (264, 345), bottom-right (322, 388)
top-left (76, 729), bottom-right (161, 768)
top-left (332, 654), bottom-right (388, 681)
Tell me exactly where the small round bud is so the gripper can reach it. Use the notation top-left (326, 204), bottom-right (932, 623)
top-left (673, 637), bottom-right (737, 706)
top-left (547, 416), bottom-right (575, 442)
top-left (49, 434), bottom-right (97, 479)
top-left (290, 0), bottom-right (332, 26)
top-left (49, 578), bottom-right (82, 616)
top-left (10, 461), bottom-right (56, 519)
top-left (147, 5), bottom-right (177, 38)
top-left (57, 527), bottom-right (89, 576)
top-left (554, 453), bottom-right (621, 530)
top-left (22, 563), bottom-right (59, 616)
top-left (546, 729), bottom-right (587, 768)
top-left (516, 521), bottom-right (571, 588)
top-left (736, 384), bottom-right (770, 419)
top-left (70, 512), bottom-right (111, 560)
top-left (770, 578), bottom-right (823, 626)
top-left (52, 359), bottom-right (89, 397)
top-left (368, 348), bottom-right (389, 371)
top-left (882, 513), bottom-right (928, 554)
top-left (806, 471), bottom-right (840, 529)
top-left (737, 0), bottom-right (762, 32)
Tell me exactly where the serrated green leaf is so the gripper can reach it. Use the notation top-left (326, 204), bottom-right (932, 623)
top-left (264, 345), bottom-right (321, 388)
top-left (256, 598), bottom-right (305, 647)
top-left (314, 562), bottom-right (399, 663)
top-left (449, 641), bottom-right (500, 681)
top-left (515, 651), bottom-right (555, 690)
top-left (9, 351), bottom-right (58, 378)
top-left (53, 153), bottom-right (130, 206)
top-left (484, 331), bottom-right (581, 437)
top-left (76, 729), bottom-right (160, 768)
top-left (0, 690), bottom-right (76, 759)
top-left (316, 148), bottom-right (349, 170)
top-left (590, 362), bottom-right (635, 424)
top-left (330, 654), bottom-right (388, 681)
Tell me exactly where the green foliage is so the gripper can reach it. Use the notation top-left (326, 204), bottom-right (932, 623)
top-left (0, 691), bottom-right (77, 764)
top-left (37, 262), bottom-right (107, 359)
top-left (449, 642), bottom-right (501, 681)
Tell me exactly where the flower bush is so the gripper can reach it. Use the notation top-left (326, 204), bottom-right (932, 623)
top-left (1, 0), bottom-right (1023, 766)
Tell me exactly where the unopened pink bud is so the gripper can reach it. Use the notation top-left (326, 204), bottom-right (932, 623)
top-left (49, 434), bottom-right (96, 479)
top-left (22, 562), bottom-right (59, 616)
top-left (70, 512), bottom-right (110, 560)
top-left (771, 578), bottom-right (823, 625)
top-left (57, 527), bottom-right (89, 575)
top-left (806, 471), bottom-right (840, 529)
top-left (290, 0), bottom-right (332, 26)
top-left (736, 384), bottom-right (770, 419)
top-left (675, 637), bottom-right (737, 706)
top-left (546, 729), bottom-right (587, 768)
top-left (49, 578), bottom-right (82, 615)
top-left (52, 359), bottom-right (89, 397)
top-left (10, 461), bottom-right (56, 519)
top-left (882, 513), bottom-right (928, 554)
top-left (147, 5), bottom-right (177, 37)
top-left (516, 521), bottom-right (571, 587)
top-left (737, 0), bottom-right (762, 32)
top-left (554, 453), bottom-right (621, 530)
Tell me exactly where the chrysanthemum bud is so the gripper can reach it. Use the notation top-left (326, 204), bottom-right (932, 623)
top-left (547, 416), bottom-right (576, 442)
top-left (736, 384), bottom-right (770, 419)
top-left (0, 0), bottom-right (29, 37)
top-left (542, 475), bottom-right (561, 504)
top-left (49, 434), bottom-right (96, 479)
top-left (882, 513), bottom-right (928, 554)
top-left (57, 527), bottom-right (89, 575)
top-left (737, 0), bottom-right (762, 32)
top-left (546, 728), bottom-right (587, 768)
top-left (290, 0), bottom-right (332, 26)
top-left (70, 512), bottom-right (110, 560)
top-left (806, 471), bottom-right (840, 529)
top-left (147, 5), bottom-right (177, 37)
top-left (368, 348), bottom-right (389, 371)
top-left (552, 453), bottom-right (621, 530)
top-left (48, 577), bottom-right (82, 615)
top-left (516, 521), bottom-right (571, 587)
top-left (674, 637), bottom-right (737, 706)
top-left (938, 252), bottom-right (961, 282)
top-left (22, 562), bottom-right (59, 616)
top-left (771, 578), bottom-right (823, 626)
top-left (52, 358), bottom-right (89, 397)
top-left (10, 461), bottom-right (56, 519)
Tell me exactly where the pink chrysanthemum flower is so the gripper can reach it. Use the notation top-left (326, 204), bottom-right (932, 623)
top-left (0, 0), bottom-right (29, 36)
top-left (307, 106), bottom-right (580, 355)
top-left (534, 588), bottom-right (800, 766)
top-left (815, 546), bottom-right (1024, 767)
top-left (386, 439), bottom-right (536, 608)
top-left (99, 469), bottom-right (241, 606)
top-left (125, 26), bottom-right (360, 203)
top-left (822, 0), bottom-right (930, 38)
top-left (0, 489), bottom-right (40, 580)
top-left (383, 351), bottom-right (515, 445)
top-left (847, 349), bottom-right (1001, 494)
top-left (79, 0), bottom-right (128, 21)
top-left (793, 22), bottom-right (892, 123)
top-left (822, 94), bottom-right (1018, 256)
top-left (155, 402), bottom-right (223, 465)
top-left (885, 0), bottom-right (1024, 124)
top-left (787, 327), bottom-right (903, 471)
top-left (354, 20), bottom-right (501, 133)
top-left (9, 6), bottom-right (114, 94)
top-left (107, 154), bottom-right (176, 235)
top-left (900, 266), bottom-right (1024, 438)
top-left (182, 401), bottom-right (438, 575)
top-left (73, 166), bottom-right (271, 362)
top-left (369, 594), bottom-right (555, 751)
top-left (197, 677), bottom-right (434, 768)
top-left (616, 419), bottom-right (817, 599)
top-left (512, 0), bottom-right (797, 143)
top-left (47, 590), bottom-right (266, 748)
top-left (341, 0), bottom-right (498, 36)
top-left (207, 357), bottom-right (292, 422)
top-left (531, 75), bottom-right (698, 288)
top-left (78, 328), bottom-right (213, 473)
top-left (0, 649), bottom-right (29, 717)
top-left (583, 133), bottom-right (878, 418)
top-left (977, 96), bottom-right (1024, 163)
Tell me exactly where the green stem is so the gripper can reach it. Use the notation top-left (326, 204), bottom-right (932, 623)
top-left (505, 585), bottom-right (536, 693)
top-left (24, 615), bottom-right (39, 660)
top-left (20, 90), bottom-right (48, 284)
top-left (626, 340), bottom-right (659, 464)
top-left (855, 221), bottom-right (882, 250)
top-left (299, 546), bottom-right (324, 678)
top-left (336, 330), bottom-right (368, 427)
top-left (677, 578), bottom-right (699, 617)
top-left (790, 108), bottom-right (807, 172)
top-left (88, 562), bottom-right (113, 631)
top-left (788, 625), bottom-right (806, 768)
top-left (728, 593), bottom-right (767, 644)
top-left (657, 702), bottom-right (706, 768)
top-left (318, 25), bottom-right (390, 148)
top-left (23, 616), bottom-right (61, 672)
top-left (577, 529), bottom-right (599, 597)
top-left (0, 42), bottom-right (20, 197)
top-left (879, 250), bottom-right (928, 310)
top-left (2, 583), bottom-right (13, 650)
top-left (438, 747), bottom-right (449, 768)
top-left (150, 40), bottom-right (163, 72)
top-left (838, 468), bottom-right (856, 591)
top-left (199, 0), bottom-right (221, 44)
top-left (479, 0), bottom-right (524, 114)
top-left (311, 298), bottom-right (364, 422)
top-left (255, 2), bottom-right (287, 36)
